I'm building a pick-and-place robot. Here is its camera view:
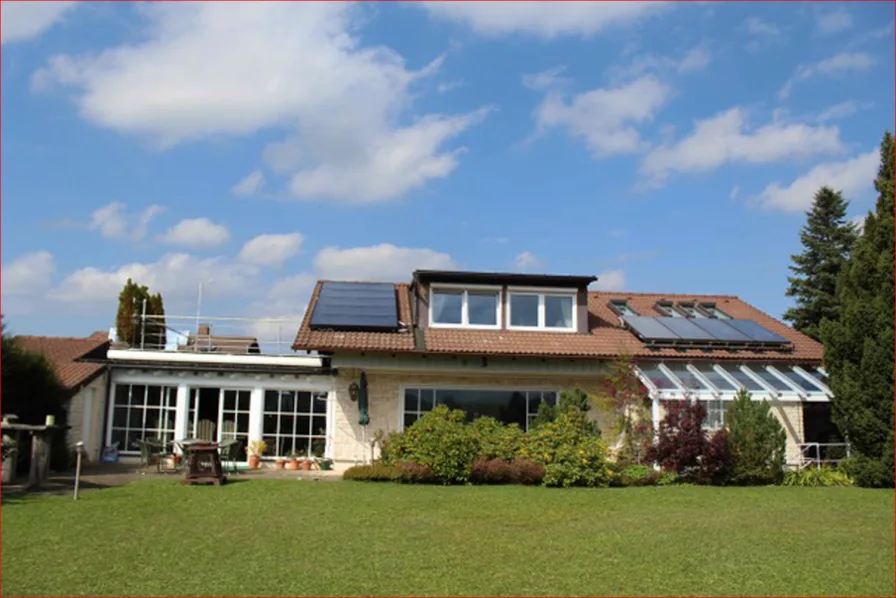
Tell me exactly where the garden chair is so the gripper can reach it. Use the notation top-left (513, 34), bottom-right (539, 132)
top-left (136, 439), bottom-right (163, 474)
top-left (218, 438), bottom-right (242, 474)
top-left (196, 419), bottom-right (217, 443)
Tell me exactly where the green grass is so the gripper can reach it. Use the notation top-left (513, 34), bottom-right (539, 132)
top-left (2, 480), bottom-right (893, 596)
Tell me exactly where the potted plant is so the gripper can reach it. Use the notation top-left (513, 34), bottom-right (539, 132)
top-left (275, 456), bottom-right (286, 470)
top-left (300, 452), bottom-right (313, 471)
top-left (247, 440), bottom-right (267, 470)
top-left (283, 452), bottom-right (297, 470)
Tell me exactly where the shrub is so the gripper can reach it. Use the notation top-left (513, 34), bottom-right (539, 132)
top-left (469, 458), bottom-right (545, 485)
top-left (342, 462), bottom-right (399, 482)
top-left (470, 417), bottom-right (524, 462)
top-left (382, 405), bottom-right (479, 484)
top-left (783, 466), bottom-right (854, 487)
top-left (700, 429), bottom-right (732, 485)
top-left (726, 389), bottom-right (786, 485)
top-left (838, 455), bottom-right (893, 488)
top-left (521, 411), bottom-right (611, 487)
top-left (394, 460), bottom-right (437, 484)
top-left (530, 388), bottom-right (600, 436)
top-left (615, 464), bottom-right (661, 487)
top-left (648, 400), bottom-right (708, 480)
top-left (656, 471), bottom-right (680, 486)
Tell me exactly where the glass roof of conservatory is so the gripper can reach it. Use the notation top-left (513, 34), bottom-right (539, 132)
top-left (633, 362), bottom-right (830, 401)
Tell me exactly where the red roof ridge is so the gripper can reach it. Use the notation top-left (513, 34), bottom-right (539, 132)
top-left (588, 290), bottom-right (740, 300)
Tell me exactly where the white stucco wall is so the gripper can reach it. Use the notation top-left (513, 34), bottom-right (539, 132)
top-left (65, 374), bottom-right (108, 462)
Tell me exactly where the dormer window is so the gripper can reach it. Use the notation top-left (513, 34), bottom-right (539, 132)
top-left (700, 303), bottom-right (730, 319)
top-left (609, 300), bottom-right (638, 317)
top-left (677, 302), bottom-right (706, 318)
top-left (656, 302), bottom-right (684, 317)
top-left (508, 289), bottom-right (576, 331)
top-left (430, 286), bottom-right (500, 328)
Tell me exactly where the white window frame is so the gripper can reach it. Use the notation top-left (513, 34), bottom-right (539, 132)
top-left (609, 300), bottom-right (638, 317)
top-left (398, 384), bottom-right (560, 431)
top-left (699, 303), bottom-right (730, 319)
top-left (656, 302), bottom-right (684, 318)
top-left (677, 302), bottom-right (707, 318)
top-left (108, 383), bottom-right (178, 453)
top-left (429, 284), bottom-right (502, 330)
top-left (261, 389), bottom-right (329, 458)
top-left (507, 286), bottom-right (577, 332)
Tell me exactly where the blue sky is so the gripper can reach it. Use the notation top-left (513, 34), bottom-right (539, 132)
top-left (2, 1), bottom-right (893, 340)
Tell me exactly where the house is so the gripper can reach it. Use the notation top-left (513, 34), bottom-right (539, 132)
top-left (94, 269), bottom-right (834, 469)
top-left (13, 332), bottom-right (111, 461)
top-left (291, 270), bottom-right (833, 466)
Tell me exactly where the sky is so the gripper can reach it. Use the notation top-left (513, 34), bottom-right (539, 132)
top-left (1, 1), bottom-right (893, 342)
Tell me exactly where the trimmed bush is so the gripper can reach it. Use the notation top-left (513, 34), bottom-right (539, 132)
top-left (783, 466), bottom-right (854, 487)
top-left (701, 429), bottom-right (732, 486)
top-left (521, 411), bottom-right (611, 488)
top-left (615, 464), bottom-right (661, 487)
top-left (394, 460), bottom-right (437, 484)
top-left (470, 417), bottom-right (524, 462)
top-left (470, 458), bottom-right (545, 485)
top-left (726, 390), bottom-right (786, 485)
top-left (838, 455), bottom-right (893, 488)
top-left (343, 463), bottom-right (400, 482)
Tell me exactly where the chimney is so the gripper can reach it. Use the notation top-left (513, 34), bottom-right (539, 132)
top-left (198, 324), bottom-right (210, 336)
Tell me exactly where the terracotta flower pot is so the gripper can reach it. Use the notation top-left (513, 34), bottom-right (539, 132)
top-left (285, 459), bottom-right (299, 470)
top-left (275, 459), bottom-right (286, 470)
top-left (248, 455), bottom-right (261, 470)
top-left (301, 459), bottom-right (313, 471)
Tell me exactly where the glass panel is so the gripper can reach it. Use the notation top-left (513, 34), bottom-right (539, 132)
top-left (238, 391), bottom-right (251, 411)
top-left (312, 416), bottom-right (327, 436)
top-left (510, 294), bottom-right (539, 327)
top-left (664, 364), bottom-right (710, 391)
top-left (280, 414), bottom-right (296, 436)
top-left (637, 364), bottom-right (679, 390)
top-left (128, 407), bottom-right (143, 428)
top-left (404, 389), bottom-right (419, 412)
top-left (432, 290), bottom-right (463, 324)
top-left (237, 413), bottom-right (250, 433)
top-left (145, 386), bottom-right (162, 406)
top-left (693, 364), bottom-right (737, 391)
top-left (705, 399), bottom-right (725, 429)
top-left (110, 429), bottom-right (126, 449)
top-left (113, 406), bottom-right (127, 427)
top-left (545, 295), bottom-right (574, 328)
top-left (781, 368), bottom-right (825, 392)
top-left (263, 413), bottom-right (278, 435)
top-left (749, 367), bottom-right (794, 392)
top-left (404, 413), bottom-right (418, 428)
top-left (721, 366), bottom-right (765, 392)
top-left (311, 394), bottom-right (327, 414)
top-left (125, 430), bottom-right (142, 451)
top-left (279, 391), bottom-right (296, 412)
top-left (144, 407), bottom-right (161, 430)
top-left (296, 392), bottom-right (311, 414)
top-left (262, 436), bottom-right (278, 456)
top-left (420, 389), bottom-right (435, 410)
top-left (264, 390), bottom-right (279, 412)
top-left (130, 385), bottom-right (146, 406)
top-left (223, 390), bottom-right (236, 411)
top-left (434, 389), bottom-right (528, 428)
top-left (468, 291), bottom-right (498, 326)
top-left (114, 385), bottom-right (130, 407)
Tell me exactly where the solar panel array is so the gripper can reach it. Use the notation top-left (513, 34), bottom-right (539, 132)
top-left (309, 282), bottom-right (399, 331)
top-left (622, 316), bottom-right (791, 348)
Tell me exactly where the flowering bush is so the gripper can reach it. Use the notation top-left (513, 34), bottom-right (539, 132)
top-left (470, 417), bottom-right (524, 462)
top-left (521, 411), bottom-right (611, 487)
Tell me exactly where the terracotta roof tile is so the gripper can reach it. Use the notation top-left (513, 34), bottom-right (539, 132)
top-left (292, 284), bottom-right (824, 363)
top-left (13, 335), bottom-right (109, 390)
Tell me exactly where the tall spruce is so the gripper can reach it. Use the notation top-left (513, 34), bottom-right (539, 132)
top-left (820, 131), bottom-right (894, 487)
top-left (783, 186), bottom-right (858, 341)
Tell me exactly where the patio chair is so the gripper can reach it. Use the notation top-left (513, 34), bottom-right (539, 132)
top-left (218, 438), bottom-right (242, 474)
top-left (220, 420), bottom-right (237, 441)
top-left (136, 439), bottom-right (163, 474)
top-left (196, 419), bottom-right (217, 443)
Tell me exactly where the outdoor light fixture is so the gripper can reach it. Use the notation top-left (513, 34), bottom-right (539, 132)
top-left (349, 382), bottom-right (360, 402)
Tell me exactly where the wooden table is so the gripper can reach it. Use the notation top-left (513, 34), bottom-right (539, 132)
top-left (180, 441), bottom-right (226, 486)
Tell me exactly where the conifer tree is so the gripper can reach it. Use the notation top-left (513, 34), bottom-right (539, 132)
top-left (783, 186), bottom-right (858, 341)
top-left (820, 131), bottom-right (894, 487)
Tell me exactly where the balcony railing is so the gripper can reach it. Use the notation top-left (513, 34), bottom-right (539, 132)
top-left (125, 314), bottom-right (306, 357)
top-left (798, 442), bottom-right (851, 470)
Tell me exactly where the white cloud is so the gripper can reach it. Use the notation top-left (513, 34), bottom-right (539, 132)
top-left (753, 149), bottom-right (879, 212)
top-left (313, 243), bottom-right (458, 281)
top-left (607, 46), bottom-right (711, 83)
top-left (779, 52), bottom-right (874, 100)
top-left (744, 16), bottom-right (780, 36)
top-left (591, 269), bottom-right (626, 291)
top-left (816, 8), bottom-right (853, 35)
top-left (534, 75), bottom-right (671, 157)
top-left (522, 66), bottom-right (570, 90)
top-left (89, 202), bottom-right (165, 241)
top-left (850, 214), bottom-right (867, 234)
top-left (816, 100), bottom-right (872, 123)
top-left (419, 2), bottom-right (671, 38)
top-left (49, 253), bottom-right (259, 305)
top-left (231, 170), bottom-right (265, 197)
top-left (33, 3), bottom-right (488, 203)
top-left (640, 107), bottom-right (844, 186)
top-left (513, 251), bottom-right (545, 273)
top-left (678, 47), bottom-right (711, 73)
top-left (436, 80), bottom-right (463, 94)
top-left (158, 218), bottom-right (230, 249)
top-left (1, 251), bottom-right (55, 295)
top-left (237, 233), bottom-right (303, 268)
top-left (1, 1), bottom-right (77, 45)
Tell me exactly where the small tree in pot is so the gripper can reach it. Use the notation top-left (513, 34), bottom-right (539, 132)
top-left (247, 440), bottom-right (267, 470)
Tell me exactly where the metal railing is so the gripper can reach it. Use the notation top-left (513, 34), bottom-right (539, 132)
top-left (798, 442), bottom-right (851, 470)
top-left (126, 313), bottom-right (307, 357)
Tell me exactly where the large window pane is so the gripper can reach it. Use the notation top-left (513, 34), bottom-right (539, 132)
top-left (432, 290), bottom-right (463, 324)
top-left (545, 295), bottom-right (574, 328)
top-left (780, 367), bottom-right (825, 392)
top-left (468, 291), bottom-right (498, 326)
top-left (748, 367), bottom-right (793, 392)
top-left (637, 364), bottom-right (678, 390)
top-left (510, 294), bottom-right (539, 327)
top-left (664, 364), bottom-right (710, 392)
top-left (693, 364), bottom-right (737, 391)
top-left (721, 366), bottom-right (765, 392)
top-left (408, 388), bottom-right (554, 430)
top-left (263, 389), bottom-right (330, 458)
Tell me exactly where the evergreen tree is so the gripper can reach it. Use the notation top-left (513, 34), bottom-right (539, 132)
top-left (725, 389), bottom-right (786, 485)
top-left (820, 131), bottom-right (895, 488)
top-left (115, 279), bottom-right (167, 348)
top-left (783, 186), bottom-right (858, 341)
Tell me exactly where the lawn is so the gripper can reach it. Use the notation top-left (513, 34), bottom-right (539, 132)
top-left (1, 479), bottom-right (893, 596)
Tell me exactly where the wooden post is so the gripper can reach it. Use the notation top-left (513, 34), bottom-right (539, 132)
top-left (73, 442), bottom-right (84, 500)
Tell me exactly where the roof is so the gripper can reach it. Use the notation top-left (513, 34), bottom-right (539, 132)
top-left (413, 270), bottom-right (597, 289)
top-left (179, 334), bottom-right (261, 355)
top-left (293, 282), bottom-right (824, 363)
top-left (13, 335), bottom-right (110, 391)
